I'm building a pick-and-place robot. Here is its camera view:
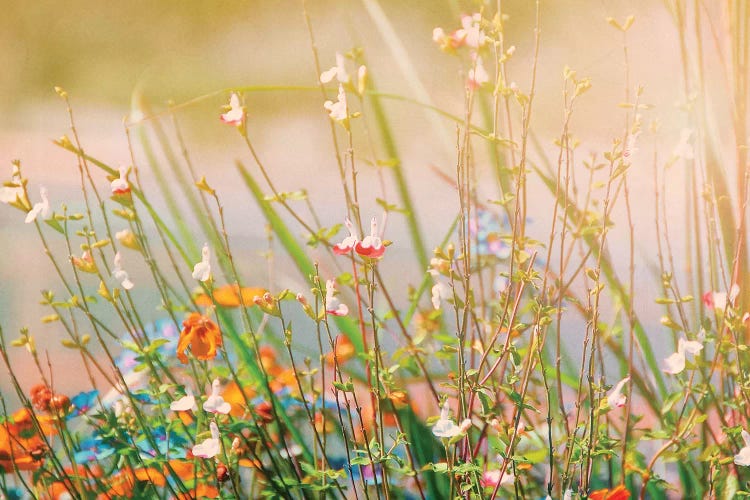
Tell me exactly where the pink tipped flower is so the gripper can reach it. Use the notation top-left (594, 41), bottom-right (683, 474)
top-left (456, 13), bottom-right (485, 49)
top-left (481, 467), bottom-right (514, 488)
top-left (703, 285), bottom-right (738, 311)
top-left (203, 379), bottom-right (231, 415)
top-left (333, 218), bottom-right (358, 255)
top-left (25, 186), bottom-right (50, 223)
top-left (112, 252), bottom-right (135, 290)
top-left (170, 388), bottom-right (197, 412)
top-left (192, 243), bottom-right (211, 282)
top-left (320, 52), bottom-right (350, 84)
top-left (324, 84), bottom-right (348, 122)
top-left (111, 166), bottom-right (131, 195)
top-left (605, 376), bottom-right (630, 409)
top-left (325, 279), bottom-right (348, 316)
top-left (192, 421), bottom-right (221, 458)
top-left (735, 430), bottom-right (750, 466)
top-left (220, 93), bottom-right (245, 126)
top-left (355, 215), bottom-right (386, 258)
top-left (663, 337), bottom-right (703, 375)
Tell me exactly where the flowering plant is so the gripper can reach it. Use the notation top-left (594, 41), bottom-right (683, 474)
top-left (2, 3), bottom-right (750, 499)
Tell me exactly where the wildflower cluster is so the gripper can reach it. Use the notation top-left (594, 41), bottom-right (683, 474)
top-left (2, 4), bottom-right (750, 500)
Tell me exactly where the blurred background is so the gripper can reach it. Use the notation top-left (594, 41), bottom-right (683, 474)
top-left (0, 0), bottom-right (718, 396)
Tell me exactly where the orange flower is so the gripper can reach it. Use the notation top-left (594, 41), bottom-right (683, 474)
top-left (590, 485), bottom-right (630, 500)
top-left (177, 313), bottom-right (223, 364)
top-left (0, 407), bottom-right (57, 473)
top-left (325, 335), bottom-right (356, 366)
top-left (222, 380), bottom-right (255, 417)
top-left (104, 466), bottom-right (166, 497)
top-left (195, 284), bottom-right (266, 308)
top-left (269, 368), bottom-right (299, 394)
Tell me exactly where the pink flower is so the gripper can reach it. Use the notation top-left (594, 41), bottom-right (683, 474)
top-left (203, 379), bottom-right (231, 415)
top-left (355, 215), bottom-right (386, 258)
top-left (111, 166), bottom-right (130, 195)
top-left (333, 218), bottom-right (358, 255)
top-left (455, 13), bottom-right (485, 49)
top-left (325, 279), bottom-right (348, 316)
top-left (481, 467), bottom-right (514, 488)
top-left (703, 284), bottom-right (739, 311)
top-left (220, 93), bottom-right (245, 126)
top-left (192, 421), bottom-right (221, 458)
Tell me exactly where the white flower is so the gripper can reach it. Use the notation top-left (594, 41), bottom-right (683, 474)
top-left (663, 337), bottom-right (703, 375)
top-left (0, 164), bottom-right (24, 206)
top-left (324, 84), bottom-right (348, 122)
top-left (605, 376), bottom-right (630, 408)
top-left (673, 128), bottom-right (694, 160)
top-left (432, 27), bottom-right (446, 44)
top-left (468, 56), bottom-right (490, 88)
top-left (325, 279), bottom-right (348, 316)
top-left (203, 379), bottom-right (231, 415)
top-left (730, 283), bottom-right (741, 304)
top-left (431, 282), bottom-right (450, 310)
top-left (192, 243), bottom-right (211, 282)
top-left (112, 252), bottom-right (134, 290)
top-left (320, 52), bottom-right (350, 84)
top-left (563, 490), bottom-right (573, 500)
top-left (735, 430), bottom-right (750, 466)
top-left (170, 388), bottom-right (197, 412)
top-left (192, 421), bottom-right (221, 459)
top-left (220, 93), bottom-right (245, 126)
top-left (24, 186), bottom-right (50, 223)
top-left (713, 291), bottom-right (728, 311)
top-left (432, 401), bottom-right (469, 439)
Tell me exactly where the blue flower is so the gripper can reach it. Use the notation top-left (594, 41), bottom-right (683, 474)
top-left (68, 390), bottom-right (99, 419)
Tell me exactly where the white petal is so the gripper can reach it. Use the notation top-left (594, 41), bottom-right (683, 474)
top-left (24, 204), bottom-right (43, 223)
top-left (735, 446), bottom-right (750, 466)
top-left (431, 284), bottom-right (442, 310)
top-left (170, 392), bottom-right (197, 412)
top-left (743, 430), bottom-right (750, 448)
top-left (682, 340), bottom-right (703, 355)
top-left (663, 351), bottom-right (685, 374)
top-left (192, 261), bottom-right (210, 282)
top-left (730, 283), bottom-right (741, 303)
top-left (320, 67), bottom-right (338, 83)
